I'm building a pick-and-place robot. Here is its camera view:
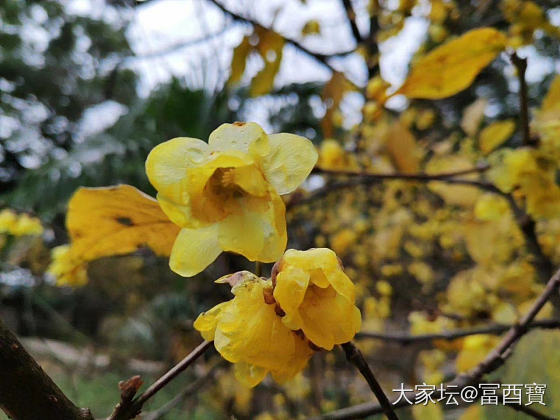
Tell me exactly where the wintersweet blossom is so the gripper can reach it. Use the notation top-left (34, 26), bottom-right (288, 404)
top-left (272, 248), bottom-right (362, 350)
top-left (146, 122), bottom-right (317, 277)
top-left (194, 248), bottom-right (362, 386)
top-left (0, 209), bottom-right (43, 236)
top-left (47, 245), bottom-right (88, 287)
top-left (194, 271), bottom-right (314, 387)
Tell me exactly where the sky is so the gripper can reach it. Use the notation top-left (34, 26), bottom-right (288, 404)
top-left (62, 0), bottom-right (560, 133)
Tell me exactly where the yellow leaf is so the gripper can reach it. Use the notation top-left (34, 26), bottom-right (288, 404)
top-left (301, 20), bottom-right (320, 36)
top-left (67, 185), bottom-right (180, 261)
top-left (479, 119), bottom-right (515, 154)
top-left (460, 98), bottom-right (488, 136)
top-left (255, 27), bottom-right (284, 57)
top-left (250, 49), bottom-right (283, 96)
top-left (385, 122), bottom-right (422, 173)
top-left (321, 72), bottom-right (354, 137)
top-left (398, 28), bottom-right (507, 99)
top-left (249, 29), bottom-right (284, 96)
top-left (541, 75), bottom-right (560, 113)
top-left (426, 156), bottom-right (480, 206)
top-left (228, 36), bottom-right (252, 85)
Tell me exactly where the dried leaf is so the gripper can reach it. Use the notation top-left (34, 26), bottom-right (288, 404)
top-left (461, 98), bottom-right (488, 136)
top-left (228, 36), bottom-right (252, 85)
top-left (479, 119), bottom-right (515, 154)
top-left (67, 185), bottom-right (180, 261)
top-left (385, 122), bottom-right (422, 173)
top-left (398, 28), bottom-right (507, 99)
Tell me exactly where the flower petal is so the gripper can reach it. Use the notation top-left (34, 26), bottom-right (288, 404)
top-left (273, 265), bottom-right (309, 330)
top-left (156, 193), bottom-right (204, 229)
top-left (209, 122), bottom-right (269, 157)
top-left (234, 363), bottom-right (268, 388)
top-left (218, 193), bottom-right (286, 262)
top-left (213, 279), bottom-right (312, 384)
top-left (261, 133), bottom-right (318, 194)
top-left (193, 301), bottom-right (230, 341)
top-left (146, 137), bottom-right (209, 201)
top-left (169, 225), bottom-right (222, 277)
top-left (298, 290), bottom-right (362, 350)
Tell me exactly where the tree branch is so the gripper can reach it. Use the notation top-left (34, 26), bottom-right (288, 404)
top-left (311, 266), bottom-right (560, 419)
top-left (341, 0), bottom-right (362, 44)
top-left (0, 318), bottom-right (94, 420)
top-left (365, 0), bottom-right (380, 77)
top-left (288, 164), bottom-right (494, 209)
top-left (107, 340), bottom-right (212, 420)
top-left (510, 52), bottom-right (533, 146)
top-left (143, 361), bottom-right (222, 420)
top-left (356, 319), bottom-right (560, 344)
top-left (341, 342), bottom-right (399, 420)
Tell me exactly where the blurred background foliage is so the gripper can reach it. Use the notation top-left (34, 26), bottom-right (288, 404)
top-left (2, 0), bottom-right (560, 419)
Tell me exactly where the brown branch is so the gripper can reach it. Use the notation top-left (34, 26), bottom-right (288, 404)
top-left (356, 319), bottom-right (560, 344)
top-left (510, 52), bottom-right (533, 146)
top-left (143, 361), bottom-right (222, 420)
top-left (366, 0), bottom-right (380, 77)
top-left (504, 399), bottom-right (556, 420)
top-left (312, 164), bottom-right (490, 179)
top-left (206, 0), bottom-right (356, 75)
top-left (288, 164), bottom-right (494, 209)
top-left (341, 0), bottom-right (362, 44)
top-left (107, 340), bottom-right (212, 420)
top-left (341, 342), bottom-right (399, 420)
top-left (0, 318), bottom-right (94, 420)
top-left (311, 266), bottom-right (560, 419)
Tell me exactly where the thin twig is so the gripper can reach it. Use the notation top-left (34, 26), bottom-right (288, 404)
top-left (312, 266), bottom-right (560, 419)
top-left (143, 361), bottom-right (222, 420)
top-left (356, 319), bottom-right (560, 344)
top-left (365, 0), bottom-right (380, 77)
top-left (510, 52), bottom-right (533, 146)
top-left (107, 340), bottom-right (213, 420)
top-left (504, 399), bottom-right (556, 420)
top-left (289, 164), bottom-right (494, 209)
top-left (341, 342), bottom-right (399, 420)
top-left (341, 0), bottom-right (362, 44)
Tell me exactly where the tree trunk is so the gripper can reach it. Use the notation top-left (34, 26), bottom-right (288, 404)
top-left (0, 318), bottom-right (93, 420)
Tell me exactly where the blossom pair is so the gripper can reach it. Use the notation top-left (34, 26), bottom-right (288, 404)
top-left (194, 248), bottom-right (362, 386)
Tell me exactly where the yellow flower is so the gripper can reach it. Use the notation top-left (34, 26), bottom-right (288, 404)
top-left (194, 271), bottom-right (314, 387)
top-left (47, 245), bottom-right (88, 287)
top-left (11, 214), bottom-right (43, 236)
top-left (0, 209), bottom-right (18, 234)
top-left (272, 248), bottom-right (362, 350)
top-left (317, 139), bottom-right (349, 170)
top-left (146, 122), bottom-right (317, 277)
top-left (0, 209), bottom-right (43, 236)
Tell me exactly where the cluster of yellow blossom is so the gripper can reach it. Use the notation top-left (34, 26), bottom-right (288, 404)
top-left (194, 248), bottom-right (361, 386)
top-left (47, 245), bottom-right (88, 287)
top-left (0, 209), bottom-right (43, 237)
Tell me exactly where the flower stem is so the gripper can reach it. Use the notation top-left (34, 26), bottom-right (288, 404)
top-left (255, 261), bottom-right (263, 277)
top-left (341, 342), bottom-right (399, 420)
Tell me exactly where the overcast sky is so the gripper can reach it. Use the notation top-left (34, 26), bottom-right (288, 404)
top-left (66, 0), bottom-right (560, 131)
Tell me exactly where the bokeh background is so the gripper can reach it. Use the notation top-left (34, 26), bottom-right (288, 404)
top-left (2, 0), bottom-right (560, 419)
